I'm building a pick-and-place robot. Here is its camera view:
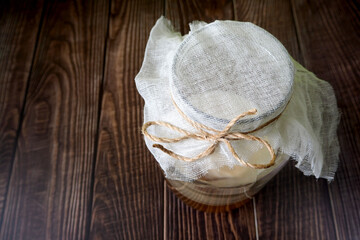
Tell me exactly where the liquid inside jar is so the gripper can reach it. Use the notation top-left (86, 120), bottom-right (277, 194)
top-left (166, 154), bottom-right (289, 212)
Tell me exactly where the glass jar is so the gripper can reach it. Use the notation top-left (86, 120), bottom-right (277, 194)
top-left (167, 154), bottom-right (289, 212)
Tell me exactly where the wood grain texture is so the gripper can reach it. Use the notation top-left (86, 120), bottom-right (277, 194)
top-left (0, 0), bottom-right (357, 239)
top-left (234, 1), bottom-right (338, 239)
top-left (89, 0), bottom-right (165, 239)
top-left (234, 0), bottom-right (301, 60)
top-left (166, 0), bottom-right (234, 34)
top-left (165, 1), bottom-right (257, 239)
top-left (291, 0), bottom-right (360, 239)
top-left (256, 163), bottom-right (337, 240)
top-left (0, 0), bottom-right (109, 239)
top-left (0, 0), bottom-right (44, 223)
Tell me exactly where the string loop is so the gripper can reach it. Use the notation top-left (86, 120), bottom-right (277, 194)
top-left (142, 98), bottom-right (276, 169)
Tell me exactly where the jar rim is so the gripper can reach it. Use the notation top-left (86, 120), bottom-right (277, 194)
top-left (170, 21), bottom-right (294, 132)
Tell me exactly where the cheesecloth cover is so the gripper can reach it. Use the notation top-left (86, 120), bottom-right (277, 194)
top-left (135, 17), bottom-right (340, 183)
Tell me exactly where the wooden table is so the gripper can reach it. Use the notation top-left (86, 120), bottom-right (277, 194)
top-left (0, 0), bottom-right (359, 239)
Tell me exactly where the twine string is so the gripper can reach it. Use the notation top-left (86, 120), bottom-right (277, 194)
top-left (142, 98), bottom-right (276, 169)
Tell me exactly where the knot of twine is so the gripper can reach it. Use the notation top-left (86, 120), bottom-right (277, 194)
top-left (142, 98), bottom-right (276, 169)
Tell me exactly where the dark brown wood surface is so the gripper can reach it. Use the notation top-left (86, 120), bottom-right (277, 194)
top-left (0, 0), bottom-right (358, 239)
top-left (0, 0), bottom-right (109, 239)
top-left (0, 0), bottom-right (44, 222)
top-left (89, 0), bottom-right (164, 239)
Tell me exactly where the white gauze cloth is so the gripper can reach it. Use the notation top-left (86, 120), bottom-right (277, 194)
top-left (135, 17), bottom-right (340, 183)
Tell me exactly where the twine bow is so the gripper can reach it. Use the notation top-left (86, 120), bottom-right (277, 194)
top-left (142, 98), bottom-right (276, 169)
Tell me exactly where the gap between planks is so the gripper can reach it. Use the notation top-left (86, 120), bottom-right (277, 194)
top-left (328, 184), bottom-right (340, 240)
top-left (163, 180), bottom-right (167, 240)
top-left (84, 0), bottom-right (111, 238)
top-left (253, 198), bottom-right (259, 240)
top-left (0, 0), bottom-right (47, 230)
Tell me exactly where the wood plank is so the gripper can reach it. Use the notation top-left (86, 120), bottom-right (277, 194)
top-left (166, 0), bottom-right (234, 34)
top-left (234, 0), bottom-right (337, 239)
top-left (234, 0), bottom-right (301, 60)
top-left (0, 0), bottom-right (109, 239)
top-left (256, 163), bottom-right (337, 240)
top-left (89, 0), bottom-right (165, 239)
top-left (290, 0), bottom-right (360, 239)
top-left (165, 1), bottom-right (257, 239)
top-left (0, 0), bottom-right (44, 223)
